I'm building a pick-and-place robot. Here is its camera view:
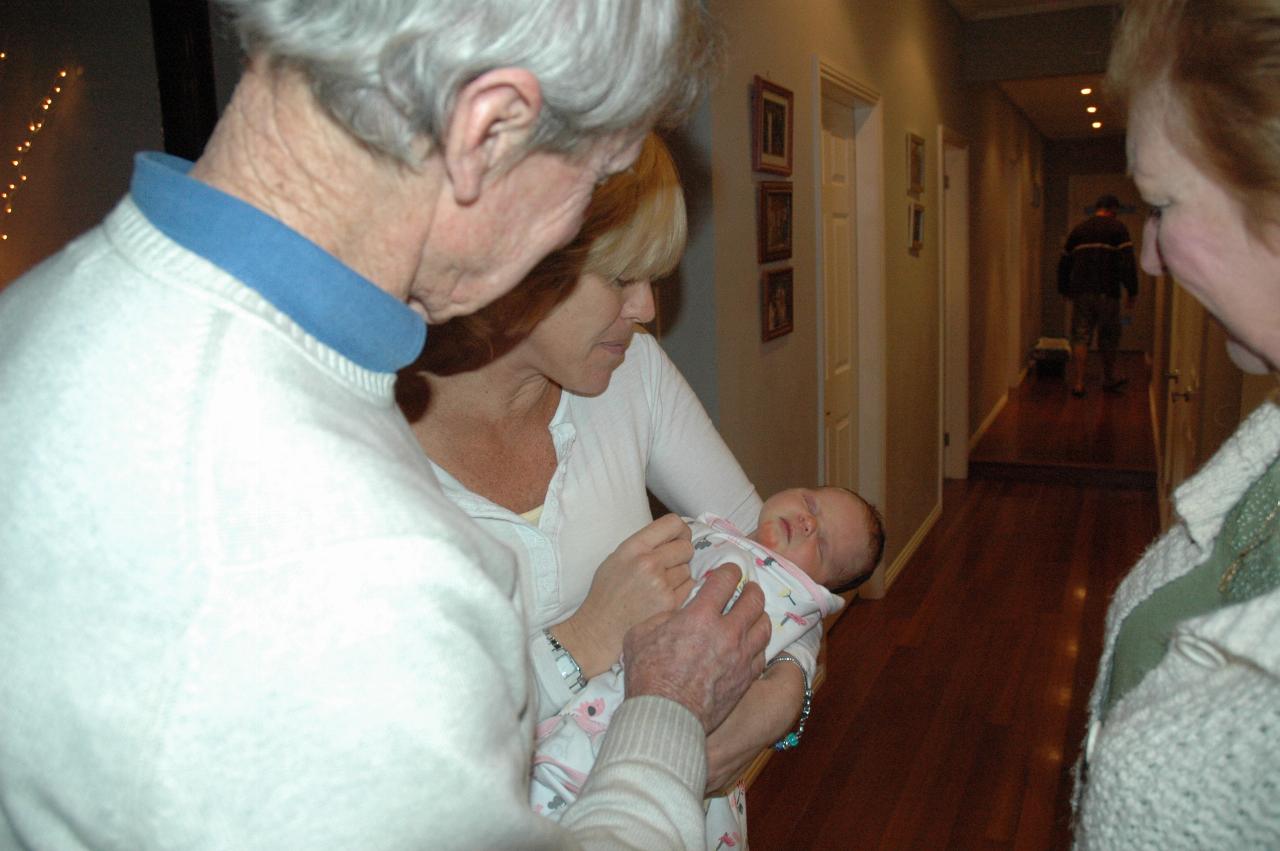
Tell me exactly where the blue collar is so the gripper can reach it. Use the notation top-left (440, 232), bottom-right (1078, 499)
top-left (129, 152), bottom-right (426, 373)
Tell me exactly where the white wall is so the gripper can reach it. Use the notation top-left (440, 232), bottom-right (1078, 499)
top-left (664, 0), bottom-right (1043, 573)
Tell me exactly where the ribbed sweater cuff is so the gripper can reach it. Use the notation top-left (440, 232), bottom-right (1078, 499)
top-left (595, 696), bottom-right (706, 792)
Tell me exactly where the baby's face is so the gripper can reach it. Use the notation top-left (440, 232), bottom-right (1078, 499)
top-left (753, 487), bottom-right (869, 588)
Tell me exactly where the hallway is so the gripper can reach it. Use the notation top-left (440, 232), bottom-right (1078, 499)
top-left (969, 352), bottom-right (1156, 488)
top-left (748, 354), bottom-right (1160, 849)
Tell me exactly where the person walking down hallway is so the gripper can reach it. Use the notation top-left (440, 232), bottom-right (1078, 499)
top-left (1058, 193), bottom-right (1139, 397)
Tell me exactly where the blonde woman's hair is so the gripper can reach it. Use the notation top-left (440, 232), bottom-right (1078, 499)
top-left (582, 133), bottom-right (688, 284)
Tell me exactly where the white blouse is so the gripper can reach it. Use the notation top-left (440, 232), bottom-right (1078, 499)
top-left (431, 333), bottom-right (822, 718)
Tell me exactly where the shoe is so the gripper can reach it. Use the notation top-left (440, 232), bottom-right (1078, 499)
top-left (1071, 387), bottom-right (1086, 398)
top-left (1103, 377), bottom-right (1128, 393)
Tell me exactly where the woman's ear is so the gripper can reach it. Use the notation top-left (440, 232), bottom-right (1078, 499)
top-left (440, 68), bottom-right (543, 205)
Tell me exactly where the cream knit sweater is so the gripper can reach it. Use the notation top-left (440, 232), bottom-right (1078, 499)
top-left (1075, 401), bottom-right (1280, 848)
top-left (0, 197), bottom-right (708, 850)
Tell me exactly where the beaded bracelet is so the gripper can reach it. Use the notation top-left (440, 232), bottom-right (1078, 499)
top-left (765, 652), bottom-right (812, 751)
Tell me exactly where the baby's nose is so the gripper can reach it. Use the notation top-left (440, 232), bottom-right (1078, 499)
top-left (797, 513), bottom-right (815, 536)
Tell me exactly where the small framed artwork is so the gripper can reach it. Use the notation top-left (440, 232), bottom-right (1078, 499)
top-left (752, 76), bottom-right (794, 176)
top-left (908, 202), bottom-right (925, 255)
top-left (761, 267), bottom-right (794, 341)
top-left (907, 132), bottom-right (925, 196)
top-left (757, 181), bottom-right (793, 263)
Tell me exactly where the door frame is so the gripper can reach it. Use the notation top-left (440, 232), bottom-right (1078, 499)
top-left (938, 126), bottom-right (970, 482)
top-left (812, 57), bottom-right (886, 515)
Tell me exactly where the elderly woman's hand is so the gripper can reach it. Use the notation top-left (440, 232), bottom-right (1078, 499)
top-left (550, 513), bottom-right (695, 678)
top-left (623, 563), bottom-right (770, 733)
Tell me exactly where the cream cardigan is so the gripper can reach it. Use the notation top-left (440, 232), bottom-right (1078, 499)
top-left (1075, 401), bottom-right (1280, 848)
top-left (0, 198), bottom-right (709, 850)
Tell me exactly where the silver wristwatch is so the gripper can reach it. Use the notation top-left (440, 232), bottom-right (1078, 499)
top-left (544, 628), bottom-right (587, 694)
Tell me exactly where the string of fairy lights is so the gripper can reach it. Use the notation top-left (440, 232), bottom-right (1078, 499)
top-left (2, 54), bottom-right (77, 244)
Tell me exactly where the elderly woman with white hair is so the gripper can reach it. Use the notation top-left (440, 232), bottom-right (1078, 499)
top-left (0, 3), bottom-right (773, 850)
top-left (1073, 0), bottom-right (1280, 847)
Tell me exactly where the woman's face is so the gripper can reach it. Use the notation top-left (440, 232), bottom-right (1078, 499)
top-left (518, 271), bottom-right (656, 396)
top-left (1129, 91), bottom-right (1280, 373)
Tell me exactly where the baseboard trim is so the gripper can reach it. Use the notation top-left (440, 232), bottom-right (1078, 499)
top-left (881, 497), bottom-right (942, 591)
top-left (969, 390), bottom-right (1009, 452)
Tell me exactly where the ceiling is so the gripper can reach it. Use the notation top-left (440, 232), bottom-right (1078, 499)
top-left (946, 0), bottom-right (1119, 21)
top-left (998, 73), bottom-right (1123, 139)
top-left (948, 0), bottom-right (1124, 140)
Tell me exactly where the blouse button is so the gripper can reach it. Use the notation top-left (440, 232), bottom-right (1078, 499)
top-left (1172, 634), bottom-right (1226, 669)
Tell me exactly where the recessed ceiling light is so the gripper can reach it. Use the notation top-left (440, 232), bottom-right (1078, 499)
top-left (1081, 87), bottom-right (1093, 95)
top-left (1086, 105), bottom-right (1098, 114)
top-left (1091, 121), bottom-right (1103, 129)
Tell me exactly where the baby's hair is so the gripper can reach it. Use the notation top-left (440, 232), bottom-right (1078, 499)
top-left (827, 486), bottom-right (886, 595)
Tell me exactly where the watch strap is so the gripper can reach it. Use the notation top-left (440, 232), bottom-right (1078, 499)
top-left (544, 628), bottom-right (587, 694)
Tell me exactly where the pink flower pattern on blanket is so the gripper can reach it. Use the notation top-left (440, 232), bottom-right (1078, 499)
top-left (534, 714), bottom-right (564, 743)
top-left (780, 610), bottom-right (809, 628)
top-left (568, 697), bottom-right (609, 743)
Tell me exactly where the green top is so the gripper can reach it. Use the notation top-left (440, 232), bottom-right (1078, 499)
top-left (1105, 452), bottom-right (1280, 716)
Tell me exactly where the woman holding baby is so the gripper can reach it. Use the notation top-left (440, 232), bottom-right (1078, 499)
top-left (397, 134), bottom-right (817, 844)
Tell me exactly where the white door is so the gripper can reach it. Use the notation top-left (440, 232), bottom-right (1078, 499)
top-left (941, 133), bottom-right (969, 479)
top-left (820, 94), bottom-right (858, 492)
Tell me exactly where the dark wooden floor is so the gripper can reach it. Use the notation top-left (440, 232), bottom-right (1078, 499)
top-left (748, 353), bottom-right (1160, 850)
top-left (969, 352), bottom-right (1156, 488)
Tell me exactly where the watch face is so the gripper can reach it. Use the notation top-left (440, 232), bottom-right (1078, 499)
top-left (551, 646), bottom-right (585, 692)
top-left (555, 652), bottom-right (578, 678)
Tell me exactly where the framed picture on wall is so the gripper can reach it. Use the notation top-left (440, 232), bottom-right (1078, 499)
top-left (908, 202), bottom-right (925, 255)
top-left (752, 76), bottom-right (793, 176)
top-left (761, 267), bottom-right (794, 341)
top-left (757, 181), bottom-right (793, 262)
top-left (907, 132), bottom-right (925, 196)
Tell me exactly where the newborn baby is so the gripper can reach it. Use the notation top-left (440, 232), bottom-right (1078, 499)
top-left (532, 486), bottom-right (885, 848)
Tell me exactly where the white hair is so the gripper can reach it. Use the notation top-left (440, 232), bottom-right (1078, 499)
top-left (214, 0), bottom-right (721, 163)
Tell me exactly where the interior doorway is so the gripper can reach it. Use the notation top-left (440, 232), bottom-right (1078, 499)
top-left (818, 90), bottom-right (858, 493)
top-left (814, 59), bottom-right (886, 593)
top-left (939, 128), bottom-right (970, 480)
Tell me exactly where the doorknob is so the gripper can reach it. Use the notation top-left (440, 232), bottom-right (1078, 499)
top-left (1171, 388), bottom-right (1195, 401)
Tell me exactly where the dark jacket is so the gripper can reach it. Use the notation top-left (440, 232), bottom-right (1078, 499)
top-left (1057, 213), bottom-right (1138, 299)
